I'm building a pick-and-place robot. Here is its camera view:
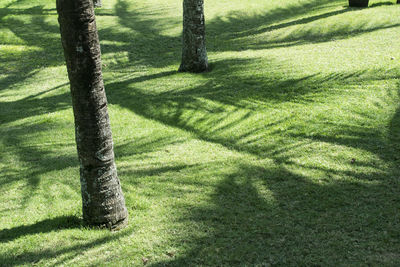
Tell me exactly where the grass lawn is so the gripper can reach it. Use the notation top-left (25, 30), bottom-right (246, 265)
top-left (1, 0), bottom-right (400, 265)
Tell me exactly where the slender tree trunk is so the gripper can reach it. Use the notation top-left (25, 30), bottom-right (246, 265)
top-left (56, 0), bottom-right (128, 230)
top-left (93, 0), bottom-right (102, 8)
top-left (179, 0), bottom-right (209, 73)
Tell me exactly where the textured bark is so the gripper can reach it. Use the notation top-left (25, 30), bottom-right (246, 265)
top-left (93, 0), bottom-right (101, 8)
top-left (179, 0), bottom-right (209, 73)
top-left (57, 0), bottom-right (128, 230)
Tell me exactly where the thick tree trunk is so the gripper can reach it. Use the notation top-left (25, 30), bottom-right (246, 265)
top-left (56, 0), bottom-right (128, 230)
top-left (93, 0), bottom-right (101, 8)
top-left (348, 0), bottom-right (369, 7)
top-left (179, 0), bottom-right (209, 73)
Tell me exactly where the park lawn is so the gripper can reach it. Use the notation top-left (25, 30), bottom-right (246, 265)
top-left (1, 0), bottom-right (400, 265)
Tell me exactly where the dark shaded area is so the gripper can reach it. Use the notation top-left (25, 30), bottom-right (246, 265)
top-left (369, 1), bottom-right (395, 7)
top-left (0, 123), bottom-right (79, 210)
top-left (114, 135), bottom-right (184, 159)
top-left (0, 85), bottom-right (70, 124)
top-left (106, 58), bottom-right (399, 158)
top-left (0, 83), bottom-right (76, 208)
top-left (0, 6), bottom-right (56, 16)
top-left (147, 160), bottom-right (400, 265)
top-left (140, 84), bottom-right (400, 266)
top-left (105, 58), bottom-right (400, 265)
top-left (0, 222), bottom-right (132, 267)
top-left (229, 8), bottom-right (353, 39)
top-left (0, 216), bottom-right (81, 243)
top-left (0, 3), bottom-right (63, 92)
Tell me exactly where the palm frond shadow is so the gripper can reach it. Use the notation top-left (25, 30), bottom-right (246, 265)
top-left (149, 158), bottom-right (400, 265)
top-left (0, 5), bottom-right (63, 92)
top-left (93, 0), bottom-right (400, 69)
top-left (0, 218), bottom-right (133, 266)
top-left (0, 122), bottom-right (79, 212)
top-left (106, 57), bottom-right (396, 159)
top-left (0, 216), bottom-right (81, 243)
top-left (2, 1), bottom-right (400, 264)
top-left (1, 0), bottom-right (399, 91)
top-left (370, 1), bottom-right (395, 8)
top-left (107, 62), bottom-right (400, 264)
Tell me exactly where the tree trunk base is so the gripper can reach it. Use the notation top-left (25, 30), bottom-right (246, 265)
top-left (86, 216), bottom-right (129, 231)
top-left (178, 62), bottom-right (209, 73)
top-left (348, 0), bottom-right (369, 7)
top-left (108, 216), bottom-right (128, 231)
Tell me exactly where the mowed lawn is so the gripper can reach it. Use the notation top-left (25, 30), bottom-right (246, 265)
top-left (1, 0), bottom-right (400, 265)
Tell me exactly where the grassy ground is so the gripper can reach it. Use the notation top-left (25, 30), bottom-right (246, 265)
top-left (1, 0), bottom-right (400, 265)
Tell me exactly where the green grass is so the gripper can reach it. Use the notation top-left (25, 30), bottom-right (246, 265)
top-left (1, 0), bottom-right (400, 265)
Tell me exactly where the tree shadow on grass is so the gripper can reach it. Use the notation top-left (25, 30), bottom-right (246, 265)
top-left (0, 6), bottom-right (56, 16)
top-left (0, 2), bottom-right (63, 92)
top-left (0, 216), bottom-right (82, 243)
top-left (0, 219), bottom-right (134, 267)
top-left (149, 158), bottom-right (400, 265)
top-left (2, 1), bottom-right (400, 265)
top-left (285, 82), bottom-right (400, 167)
top-left (0, 123), bottom-right (79, 212)
top-left (369, 1), bottom-right (395, 8)
top-left (143, 84), bottom-right (400, 265)
top-left (106, 57), bottom-right (397, 159)
top-left (98, 0), bottom-right (400, 70)
top-left (388, 91), bottom-right (400, 155)
top-left (1, 0), bottom-right (399, 92)
top-left (0, 82), bottom-right (77, 208)
top-left (206, 1), bottom-right (351, 41)
top-left (106, 58), bottom-right (400, 265)
top-left (0, 83), bottom-right (71, 124)
top-left (0, 121), bottom-right (187, 265)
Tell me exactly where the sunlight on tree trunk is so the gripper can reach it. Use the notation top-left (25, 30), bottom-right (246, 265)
top-left (179, 0), bottom-right (209, 73)
top-left (93, 0), bottom-right (102, 8)
top-left (56, 0), bottom-right (128, 230)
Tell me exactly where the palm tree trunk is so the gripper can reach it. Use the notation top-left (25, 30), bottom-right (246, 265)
top-left (179, 0), bottom-right (209, 73)
top-left (348, 0), bottom-right (369, 7)
top-left (93, 0), bottom-right (102, 8)
top-left (56, 0), bottom-right (128, 230)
